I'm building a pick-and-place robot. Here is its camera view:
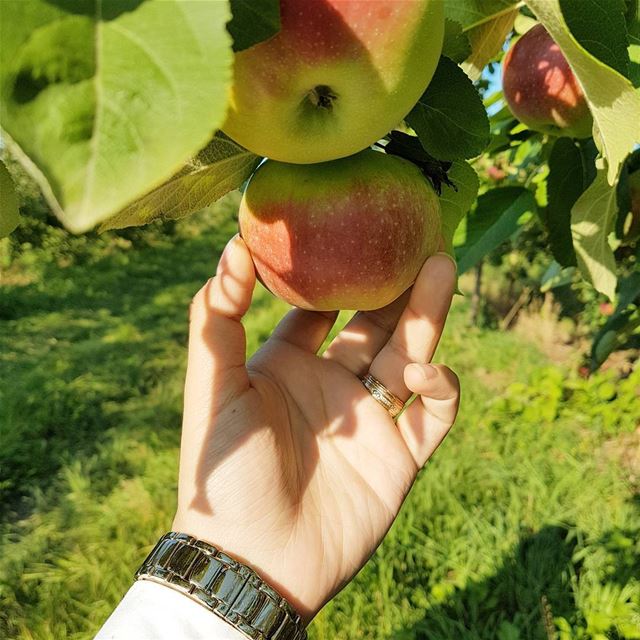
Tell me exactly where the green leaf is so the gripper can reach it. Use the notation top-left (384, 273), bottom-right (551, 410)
top-left (443, 19), bottom-right (472, 63)
top-left (629, 14), bottom-right (640, 87)
top-left (228, 0), bottom-right (281, 52)
top-left (456, 187), bottom-right (537, 274)
top-left (514, 13), bottom-right (540, 35)
top-left (0, 0), bottom-right (233, 233)
top-left (624, 0), bottom-right (639, 23)
top-left (545, 138), bottom-right (597, 267)
top-left (444, 0), bottom-right (518, 30)
top-left (590, 269), bottom-right (640, 369)
top-left (526, 0), bottom-right (640, 184)
top-left (540, 262), bottom-right (576, 291)
top-left (617, 267), bottom-right (640, 308)
top-left (461, 7), bottom-right (518, 80)
top-left (559, 0), bottom-right (630, 77)
top-left (100, 134), bottom-right (260, 231)
top-left (439, 160), bottom-right (480, 254)
top-left (571, 170), bottom-right (619, 299)
top-left (0, 161), bottom-right (20, 238)
top-left (406, 57), bottom-right (490, 161)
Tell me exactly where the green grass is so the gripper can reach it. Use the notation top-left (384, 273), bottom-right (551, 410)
top-left (1, 201), bottom-right (638, 639)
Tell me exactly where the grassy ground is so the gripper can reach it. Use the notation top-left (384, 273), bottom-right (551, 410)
top-left (1, 200), bottom-right (639, 639)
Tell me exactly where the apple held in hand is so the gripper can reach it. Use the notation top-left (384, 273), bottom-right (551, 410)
top-left (502, 24), bottom-right (593, 139)
top-left (222, 0), bottom-right (444, 164)
top-left (239, 149), bottom-right (441, 311)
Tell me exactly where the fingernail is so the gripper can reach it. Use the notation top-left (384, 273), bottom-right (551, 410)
top-left (229, 233), bottom-right (242, 250)
top-left (410, 363), bottom-right (437, 381)
top-left (216, 235), bottom-right (238, 275)
top-left (433, 251), bottom-right (458, 271)
top-left (225, 234), bottom-right (244, 259)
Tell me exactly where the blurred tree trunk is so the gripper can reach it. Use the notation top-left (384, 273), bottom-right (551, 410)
top-left (470, 262), bottom-right (483, 326)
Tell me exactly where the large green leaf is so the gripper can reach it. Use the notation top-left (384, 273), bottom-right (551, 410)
top-left (100, 135), bottom-right (260, 231)
top-left (456, 187), bottom-right (537, 274)
top-left (545, 138), bottom-right (597, 267)
top-left (442, 19), bottom-right (472, 63)
top-left (0, 161), bottom-right (20, 238)
top-left (571, 170), bottom-right (619, 299)
top-left (559, 0), bottom-right (630, 77)
top-left (526, 0), bottom-right (640, 184)
top-left (406, 57), bottom-right (490, 162)
top-left (439, 160), bottom-right (480, 254)
top-left (444, 0), bottom-right (518, 30)
top-left (0, 0), bottom-right (233, 233)
top-left (228, 0), bottom-right (281, 52)
top-left (443, 0), bottom-right (519, 80)
top-left (461, 7), bottom-right (518, 80)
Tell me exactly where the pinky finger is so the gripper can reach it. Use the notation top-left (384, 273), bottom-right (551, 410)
top-left (396, 363), bottom-right (460, 468)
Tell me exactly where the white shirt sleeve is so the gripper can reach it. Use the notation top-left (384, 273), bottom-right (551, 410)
top-left (95, 580), bottom-right (247, 640)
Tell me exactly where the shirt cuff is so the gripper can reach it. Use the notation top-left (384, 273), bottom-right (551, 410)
top-left (95, 580), bottom-right (247, 640)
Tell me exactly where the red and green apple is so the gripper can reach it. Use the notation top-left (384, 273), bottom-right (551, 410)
top-left (239, 149), bottom-right (442, 311)
top-left (502, 24), bottom-right (593, 139)
top-left (222, 0), bottom-right (444, 164)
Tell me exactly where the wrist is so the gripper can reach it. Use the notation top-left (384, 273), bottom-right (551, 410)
top-left (172, 513), bottom-right (319, 624)
top-left (144, 528), bottom-right (312, 636)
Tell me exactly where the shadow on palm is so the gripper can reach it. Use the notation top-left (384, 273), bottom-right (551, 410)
top-left (189, 283), bottom-right (412, 518)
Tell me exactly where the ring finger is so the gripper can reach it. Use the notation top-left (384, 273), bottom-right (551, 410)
top-left (368, 254), bottom-right (456, 401)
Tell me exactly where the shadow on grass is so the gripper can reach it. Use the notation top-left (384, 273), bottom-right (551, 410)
top-left (599, 494), bottom-right (640, 591)
top-left (394, 525), bottom-right (581, 640)
top-left (0, 209), bottom-right (280, 520)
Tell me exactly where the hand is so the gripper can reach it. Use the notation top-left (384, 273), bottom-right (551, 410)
top-left (173, 235), bottom-right (459, 622)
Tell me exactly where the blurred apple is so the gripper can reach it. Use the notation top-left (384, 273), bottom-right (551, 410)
top-left (239, 149), bottom-right (441, 311)
top-left (487, 165), bottom-right (507, 182)
top-left (599, 302), bottom-right (614, 316)
top-left (222, 0), bottom-right (444, 163)
top-left (502, 24), bottom-right (593, 139)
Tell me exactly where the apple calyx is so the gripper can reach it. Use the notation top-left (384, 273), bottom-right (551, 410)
top-left (305, 85), bottom-right (338, 111)
top-left (382, 131), bottom-right (455, 195)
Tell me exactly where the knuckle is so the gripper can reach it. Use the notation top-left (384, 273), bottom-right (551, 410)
top-left (432, 364), bottom-right (460, 398)
top-left (364, 307), bottom-right (397, 335)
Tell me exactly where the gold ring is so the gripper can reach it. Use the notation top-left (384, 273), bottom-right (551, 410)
top-left (361, 373), bottom-right (405, 419)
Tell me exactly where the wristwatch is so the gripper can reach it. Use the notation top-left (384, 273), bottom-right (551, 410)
top-left (136, 532), bottom-right (308, 640)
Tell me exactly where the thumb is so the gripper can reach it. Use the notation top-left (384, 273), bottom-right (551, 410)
top-left (184, 234), bottom-right (256, 415)
top-left (396, 363), bottom-right (460, 468)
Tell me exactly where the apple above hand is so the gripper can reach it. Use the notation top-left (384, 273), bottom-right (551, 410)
top-left (222, 0), bottom-right (444, 163)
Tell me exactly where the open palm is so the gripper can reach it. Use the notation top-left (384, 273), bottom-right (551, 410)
top-left (173, 235), bottom-right (459, 622)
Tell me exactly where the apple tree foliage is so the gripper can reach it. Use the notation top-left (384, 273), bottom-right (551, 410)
top-left (1, 0), bottom-right (639, 370)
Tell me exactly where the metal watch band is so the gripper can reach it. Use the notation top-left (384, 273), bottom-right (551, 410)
top-left (135, 532), bottom-right (308, 640)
